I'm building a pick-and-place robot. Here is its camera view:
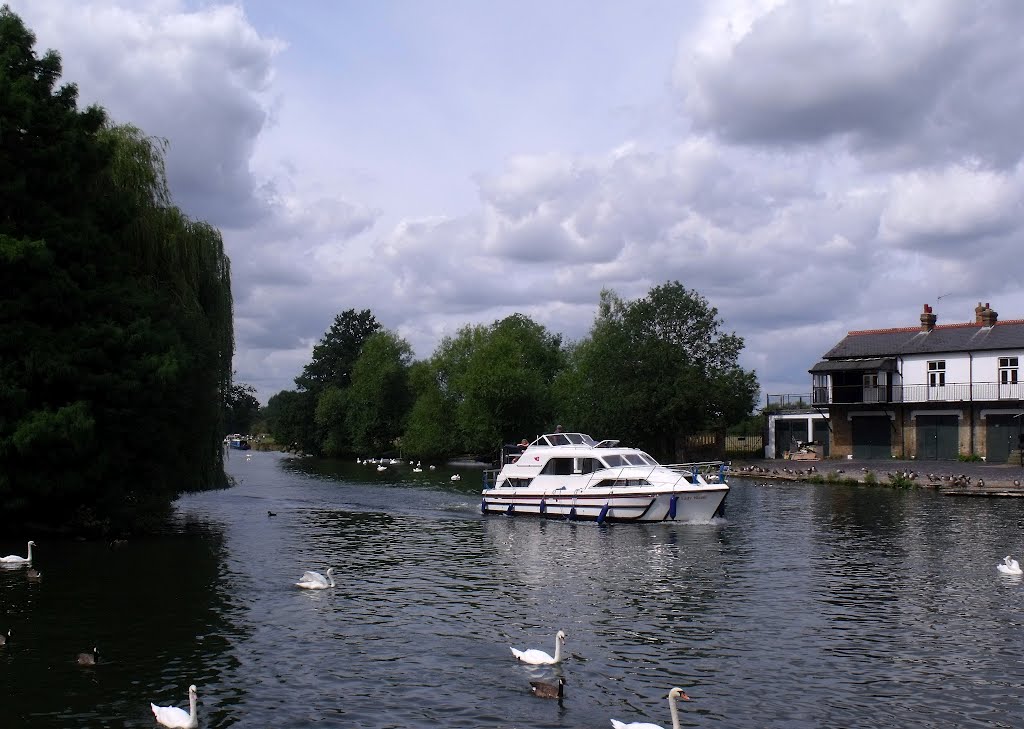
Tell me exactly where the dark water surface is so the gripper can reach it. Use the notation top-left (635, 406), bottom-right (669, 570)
top-left (3, 450), bottom-right (1024, 728)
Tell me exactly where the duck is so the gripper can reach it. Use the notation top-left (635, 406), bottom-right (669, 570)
top-left (510, 630), bottom-right (565, 665)
top-left (295, 567), bottom-right (336, 590)
top-left (76, 647), bottom-right (99, 666)
top-left (267, 510), bottom-right (277, 517)
top-left (611, 687), bottom-right (691, 729)
top-left (997, 556), bottom-right (1022, 575)
top-left (530, 676), bottom-right (565, 699)
top-left (151, 684), bottom-right (199, 729)
top-left (0, 540), bottom-right (35, 564)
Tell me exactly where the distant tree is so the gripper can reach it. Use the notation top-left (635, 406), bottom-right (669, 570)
top-left (440, 314), bottom-right (563, 455)
top-left (401, 360), bottom-right (457, 460)
top-left (556, 283), bottom-right (758, 461)
top-left (314, 385), bottom-right (348, 457)
top-left (345, 331), bottom-right (413, 454)
top-left (295, 309), bottom-right (380, 395)
top-left (223, 379), bottom-right (260, 435)
top-left (264, 389), bottom-right (317, 452)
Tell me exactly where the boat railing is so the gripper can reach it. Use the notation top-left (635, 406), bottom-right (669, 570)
top-left (665, 461), bottom-right (729, 484)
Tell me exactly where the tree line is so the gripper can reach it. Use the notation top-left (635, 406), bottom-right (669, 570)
top-left (262, 283), bottom-right (760, 465)
top-left (0, 7), bottom-right (233, 536)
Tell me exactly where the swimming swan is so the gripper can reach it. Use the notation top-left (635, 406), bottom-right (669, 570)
top-left (151, 684), bottom-right (198, 728)
top-left (296, 567), bottom-right (336, 589)
top-left (0, 540), bottom-right (35, 564)
top-left (510, 630), bottom-right (565, 665)
top-left (611, 687), bottom-right (691, 729)
top-left (997, 555), bottom-right (1022, 575)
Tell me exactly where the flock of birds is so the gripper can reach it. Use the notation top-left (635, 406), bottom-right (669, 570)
top-left (0, 540), bottom-right (199, 728)
top-left (505, 629), bottom-right (691, 728)
top-left (733, 462), bottom-right (1022, 489)
top-left (354, 456), bottom-right (464, 481)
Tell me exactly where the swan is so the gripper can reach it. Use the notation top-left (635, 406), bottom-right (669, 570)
top-left (450, 474), bottom-right (461, 481)
top-left (151, 684), bottom-right (199, 729)
top-left (77, 647), bottom-right (99, 666)
top-left (296, 567), bottom-right (336, 589)
top-left (0, 540), bottom-right (35, 564)
top-left (377, 464), bottom-right (387, 471)
top-left (510, 630), bottom-right (565, 665)
top-left (530, 676), bottom-right (565, 699)
top-left (997, 556), bottom-right (1022, 575)
top-left (611, 687), bottom-right (691, 729)
top-left (413, 467), bottom-right (422, 473)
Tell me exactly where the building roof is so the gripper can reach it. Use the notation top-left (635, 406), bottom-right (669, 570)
top-left (821, 319), bottom-right (1024, 359)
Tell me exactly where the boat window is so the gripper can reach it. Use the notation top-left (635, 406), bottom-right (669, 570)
top-left (599, 454), bottom-right (626, 467)
top-left (565, 433), bottom-right (585, 444)
top-left (623, 454), bottom-right (646, 465)
top-left (592, 478), bottom-right (650, 488)
top-left (547, 433), bottom-right (569, 446)
top-left (540, 457), bottom-right (574, 476)
top-left (502, 477), bottom-right (532, 488)
top-left (580, 434), bottom-right (597, 446)
top-left (576, 458), bottom-right (599, 474)
top-left (638, 451), bottom-right (659, 465)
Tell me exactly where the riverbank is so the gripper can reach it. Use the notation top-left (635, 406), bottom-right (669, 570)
top-left (730, 457), bottom-right (1024, 496)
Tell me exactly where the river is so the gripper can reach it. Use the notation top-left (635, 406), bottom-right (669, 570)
top-left (2, 450), bottom-right (1023, 728)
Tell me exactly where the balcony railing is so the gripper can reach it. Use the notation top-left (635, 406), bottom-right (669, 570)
top-left (810, 381), bottom-right (1023, 405)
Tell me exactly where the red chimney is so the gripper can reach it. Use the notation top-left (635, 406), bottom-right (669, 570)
top-left (920, 303), bottom-right (936, 332)
top-left (980, 302), bottom-right (998, 327)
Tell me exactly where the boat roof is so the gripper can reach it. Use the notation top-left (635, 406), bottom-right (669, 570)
top-left (527, 432), bottom-right (623, 449)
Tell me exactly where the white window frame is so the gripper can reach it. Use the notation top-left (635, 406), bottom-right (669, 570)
top-left (927, 360), bottom-right (946, 388)
top-left (999, 356), bottom-right (1019, 385)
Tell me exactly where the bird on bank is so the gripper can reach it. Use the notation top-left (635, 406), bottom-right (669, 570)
top-left (0, 540), bottom-right (35, 564)
top-left (151, 684), bottom-right (199, 729)
top-left (530, 676), bottom-right (565, 699)
top-left (997, 556), bottom-right (1022, 575)
top-left (77, 647), bottom-right (99, 666)
top-left (510, 630), bottom-right (565, 665)
top-left (611, 687), bottom-right (692, 729)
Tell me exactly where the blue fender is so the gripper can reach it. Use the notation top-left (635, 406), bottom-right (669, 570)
top-left (597, 502), bottom-right (610, 524)
top-left (668, 494), bottom-right (678, 520)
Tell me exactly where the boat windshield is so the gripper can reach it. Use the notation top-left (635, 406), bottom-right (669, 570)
top-left (565, 433), bottom-right (596, 446)
top-left (598, 454), bottom-right (626, 467)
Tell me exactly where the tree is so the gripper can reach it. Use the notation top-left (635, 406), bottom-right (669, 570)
top-left (223, 380), bottom-right (260, 436)
top-left (345, 331), bottom-right (413, 454)
top-left (295, 309), bottom-right (380, 395)
top-left (401, 360), bottom-right (457, 460)
top-left (555, 283), bottom-right (758, 461)
top-left (264, 389), bottom-right (317, 452)
top-left (0, 7), bottom-right (234, 535)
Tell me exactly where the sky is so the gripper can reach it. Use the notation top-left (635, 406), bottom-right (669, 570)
top-left (10, 0), bottom-right (1024, 405)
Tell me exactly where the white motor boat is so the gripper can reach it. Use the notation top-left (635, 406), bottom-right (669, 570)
top-left (481, 432), bottom-right (728, 522)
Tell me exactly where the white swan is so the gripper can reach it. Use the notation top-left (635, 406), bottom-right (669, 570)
top-left (510, 630), bottom-right (565, 665)
top-left (151, 684), bottom-right (199, 729)
top-left (296, 567), bottom-right (336, 589)
top-left (450, 474), bottom-right (461, 481)
top-left (611, 687), bottom-right (691, 729)
top-left (997, 555), bottom-right (1022, 575)
top-left (0, 540), bottom-right (35, 564)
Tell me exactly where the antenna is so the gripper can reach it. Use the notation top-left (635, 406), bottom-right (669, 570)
top-left (936, 292), bottom-right (953, 301)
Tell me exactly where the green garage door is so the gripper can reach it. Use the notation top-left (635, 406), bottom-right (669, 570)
top-left (852, 416), bottom-right (891, 459)
top-left (986, 415), bottom-right (1020, 464)
top-left (813, 419), bottom-right (831, 458)
top-left (916, 415), bottom-right (959, 460)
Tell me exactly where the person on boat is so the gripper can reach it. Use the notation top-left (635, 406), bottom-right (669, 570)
top-left (518, 439), bottom-right (529, 449)
top-left (555, 425), bottom-right (564, 433)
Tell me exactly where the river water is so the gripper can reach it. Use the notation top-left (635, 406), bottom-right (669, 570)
top-left (2, 450), bottom-right (1024, 728)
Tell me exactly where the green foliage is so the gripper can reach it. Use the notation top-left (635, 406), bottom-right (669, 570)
top-left (223, 379), bottom-right (260, 436)
top-left (863, 471), bottom-right (878, 485)
top-left (401, 360), bottom-right (457, 460)
top-left (264, 389), bottom-right (318, 452)
top-left (345, 331), bottom-right (413, 454)
top-left (0, 8), bottom-right (233, 535)
top-left (295, 309), bottom-right (380, 395)
top-left (958, 453), bottom-right (983, 462)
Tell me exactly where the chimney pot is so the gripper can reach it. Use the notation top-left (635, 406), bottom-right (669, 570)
top-left (920, 304), bottom-right (937, 332)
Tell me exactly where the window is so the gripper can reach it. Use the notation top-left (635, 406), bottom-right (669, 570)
top-left (999, 356), bottom-right (1019, 385)
top-left (540, 458), bottom-right (574, 476)
top-left (927, 360), bottom-right (946, 387)
top-left (863, 373), bottom-right (879, 389)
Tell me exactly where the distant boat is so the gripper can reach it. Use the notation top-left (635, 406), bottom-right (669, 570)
top-left (224, 434), bottom-right (251, 450)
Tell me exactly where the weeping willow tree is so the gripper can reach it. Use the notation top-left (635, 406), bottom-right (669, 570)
top-left (0, 7), bottom-right (234, 535)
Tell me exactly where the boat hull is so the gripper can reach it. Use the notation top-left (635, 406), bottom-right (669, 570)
top-left (480, 487), bottom-right (727, 522)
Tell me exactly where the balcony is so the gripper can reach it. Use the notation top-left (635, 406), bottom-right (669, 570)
top-left (810, 381), bottom-right (1023, 405)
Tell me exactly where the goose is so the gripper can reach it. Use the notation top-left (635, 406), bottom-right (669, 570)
top-left (530, 676), bottom-right (565, 699)
top-left (295, 567), bottom-right (336, 589)
top-left (611, 687), bottom-right (691, 729)
top-left (77, 647), bottom-right (99, 666)
top-left (0, 540), bottom-right (35, 564)
top-left (997, 556), bottom-right (1022, 575)
top-left (26, 568), bottom-right (41, 581)
top-left (151, 684), bottom-right (199, 729)
top-left (510, 630), bottom-right (565, 665)
top-left (0, 629), bottom-right (9, 646)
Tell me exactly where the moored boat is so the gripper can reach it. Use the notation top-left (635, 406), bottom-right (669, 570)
top-left (481, 432), bottom-right (728, 522)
